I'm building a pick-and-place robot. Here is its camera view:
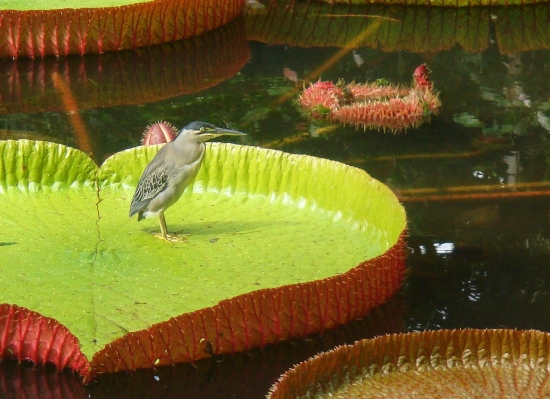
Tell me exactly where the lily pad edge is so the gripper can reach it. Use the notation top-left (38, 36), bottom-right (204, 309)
top-left (0, 140), bottom-right (407, 382)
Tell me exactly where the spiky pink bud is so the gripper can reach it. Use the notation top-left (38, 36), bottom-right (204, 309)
top-left (141, 121), bottom-right (178, 145)
top-left (413, 63), bottom-right (432, 89)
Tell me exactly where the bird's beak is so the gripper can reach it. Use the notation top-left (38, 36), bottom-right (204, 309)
top-left (200, 127), bottom-right (246, 142)
top-left (213, 127), bottom-right (247, 136)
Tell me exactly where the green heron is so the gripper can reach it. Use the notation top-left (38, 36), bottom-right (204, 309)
top-left (129, 121), bottom-right (246, 241)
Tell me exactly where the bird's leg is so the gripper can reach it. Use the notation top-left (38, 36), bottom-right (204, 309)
top-left (158, 211), bottom-right (169, 240)
top-left (155, 211), bottom-right (187, 242)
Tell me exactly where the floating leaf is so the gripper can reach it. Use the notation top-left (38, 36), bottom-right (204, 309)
top-left (492, 5), bottom-right (550, 53)
top-left (0, 0), bottom-right (244, 58)
top-left (268, 329), bottom-right (550, 398)
top-left (295, 0), bottom-right (546, 6)
top-left (0, 140), bottom-right (406, 381)
top-left (245, 2), bottom-right (490, 52)
top-left (246, 3), bottom-right (550, 53)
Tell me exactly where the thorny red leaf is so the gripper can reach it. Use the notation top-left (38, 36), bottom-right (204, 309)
top-left (0, 0), bottom-right (244, 58)
top-left (0, 304), bottom-right (89, 376)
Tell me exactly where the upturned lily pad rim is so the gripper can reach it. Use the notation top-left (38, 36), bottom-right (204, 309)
top-left (0, 140), bottom-right (406, 381)
top-left (268, 328), bottom-right (550, 398)
top-left (0, 0), bottom-right (245, 57)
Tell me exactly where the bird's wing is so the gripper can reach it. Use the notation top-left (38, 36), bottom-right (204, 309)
top-left (129, 156), bottom-right (170, 217)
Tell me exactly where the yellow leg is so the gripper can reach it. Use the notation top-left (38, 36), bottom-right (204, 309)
top-left (154, 211), bottom-right (187, 242)
top-left (159, 211), bottom-right (169, 240)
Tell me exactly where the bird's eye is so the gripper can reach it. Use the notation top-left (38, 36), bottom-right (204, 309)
top-left (199, 127), bottom-right (207, 132)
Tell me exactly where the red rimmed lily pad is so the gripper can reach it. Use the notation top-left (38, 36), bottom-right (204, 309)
top-left (269, 329), bottom-right (550, 398)
top-left (0, 140), bottom-right (406, 381)
top-left (0, 0), bottom-right (244, 58)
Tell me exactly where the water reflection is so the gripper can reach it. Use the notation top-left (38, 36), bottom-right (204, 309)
top-left (407, 198), bottom-right (550, 331)
top-left (0, 18), bottom-right (249, 115)
top-left (0, 18), bottom-right (250, 161)
top-left (0, 361), bottom-right (87, 399)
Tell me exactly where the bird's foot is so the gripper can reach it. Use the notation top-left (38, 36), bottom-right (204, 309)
top-left (154, 232), bottom-right (189, 243)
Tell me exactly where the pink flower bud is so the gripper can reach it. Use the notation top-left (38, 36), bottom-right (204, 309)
top-left (141, 121), bottom-right (178, 145)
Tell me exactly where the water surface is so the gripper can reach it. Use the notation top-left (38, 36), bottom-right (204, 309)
top-left (2, 3), bottom-right (550, 398)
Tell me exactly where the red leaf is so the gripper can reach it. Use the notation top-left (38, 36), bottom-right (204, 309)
top-left (0, 304), bottom-right (89, 377)
top-left (0, 0), bottom-right (245, 58)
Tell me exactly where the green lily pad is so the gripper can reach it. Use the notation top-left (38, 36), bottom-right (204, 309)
top-left (2, 0), bottom-right (145, 10)
top-left (0, 140), bottom-right (406, 379)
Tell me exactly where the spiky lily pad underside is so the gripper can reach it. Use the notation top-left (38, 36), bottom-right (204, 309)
top-left (269, 329), bottom-right (550, 398)
top-left (0, 0), bottom-right (244, 58)
top-left (0, 19), bottom-right (249, 114)
top-left (0, 304), bottom-right (89, 375)
top-left (0, 140), bottom-right (406, 381)
top-left (88, 301), bottom-right (405, 397)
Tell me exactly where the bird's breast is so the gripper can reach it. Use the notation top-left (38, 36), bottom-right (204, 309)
top-left (170, 145), bottom-right (205, 195)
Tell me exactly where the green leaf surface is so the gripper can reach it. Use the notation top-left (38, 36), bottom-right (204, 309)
top-left (1, 0), bottom-right (146, 10)
top-left (0, 140), bottom-right (405, 361)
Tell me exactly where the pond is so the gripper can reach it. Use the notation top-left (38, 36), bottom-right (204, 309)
top-left (1, 2), bottom-right (550, 398)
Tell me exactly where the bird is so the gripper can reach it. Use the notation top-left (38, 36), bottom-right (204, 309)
top-left (129, 121), bottom-right (246, 241)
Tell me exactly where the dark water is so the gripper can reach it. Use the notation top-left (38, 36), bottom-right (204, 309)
top-left (2, 2), bottom-right (550, 398)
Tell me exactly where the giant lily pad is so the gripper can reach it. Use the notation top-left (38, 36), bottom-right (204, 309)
top-left (268, 329), bottom-right (550, 398)
top-left (245, 3), bottom-right (550, 53)
top-left (0, 0), bottom-right (244, 58)
top-left (311, 0), bottom-right (547, 5)
top-left (0, 140), bottom-right (406, 381)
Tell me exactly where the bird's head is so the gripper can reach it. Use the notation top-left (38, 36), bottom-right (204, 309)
top-left (178, 121), bottom-right (246, 142)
